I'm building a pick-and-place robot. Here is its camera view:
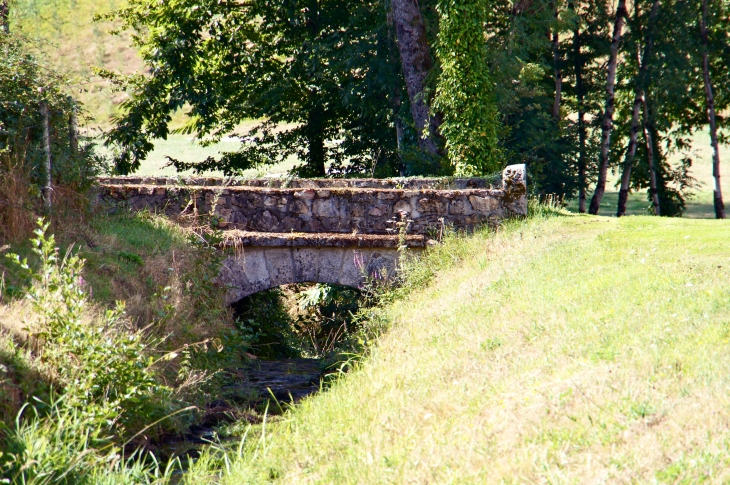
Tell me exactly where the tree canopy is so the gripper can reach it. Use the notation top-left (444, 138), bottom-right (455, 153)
top-left (103, 0), bottom-right (730, 216)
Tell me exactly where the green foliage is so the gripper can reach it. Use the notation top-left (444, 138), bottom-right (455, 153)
top-left (5, 219), bottom-right (170, 434)
top-left (0, 398), bottom-right (183, 485)
top-left (433, 0), bottom-right (502, 175)
top-left (294, 284), bottom-right (362, 356)
top-left (0, 31), bottom-right (105, 190)
top-left (232, 289), bottom-right (300, 360)
top-left (101, 0), bottom-right (408, 177)
top-left (177, 225), bottom-right (247, 376)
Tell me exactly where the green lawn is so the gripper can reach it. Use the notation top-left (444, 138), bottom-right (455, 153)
top-left (184, 212), bottom-right (730, 483)
top-left (104, 133), bottom-right (302, 178)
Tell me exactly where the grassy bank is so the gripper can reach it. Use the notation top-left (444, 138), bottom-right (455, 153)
top-left (187, 211), bottom-right (730, 483)
top-left (0, 210), bottom-right (241, 437)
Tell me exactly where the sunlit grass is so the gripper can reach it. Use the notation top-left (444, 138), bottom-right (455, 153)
top-left (567, 127), bottom-right (730, 218)
top-left (188, 213), bottom-right (730, 483)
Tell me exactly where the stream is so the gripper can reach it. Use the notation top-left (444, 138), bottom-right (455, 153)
top-left (155, 358), bottom-right (325, 460)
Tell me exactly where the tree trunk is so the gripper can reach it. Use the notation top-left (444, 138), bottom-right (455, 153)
top-left (642, 96), bottom-right (660, 215)
top-left (552, 2), bottom-right (562, 121)
top-left (306, 104), bottom-right (326, 177)
top-left (301, 1), bottom-right (325, 177)
top-left (40, 100), bottom-right (53, 212)
top-left (0, 1), bottom-right (8, 34)
top-left (572, 15), bottom-right (587, 213)
top-left (617, 0), bottom-right (660, 217)
top-left (391, 0), bottom-right (441, 156)
top-left (700, 0), bottom-right (725, 218)
top-left (69, 101), bottom-right (79, 154)
top-left (588, 0), bottom-right (628, 215)
top-left (387, 8), bottom-right (407, 176)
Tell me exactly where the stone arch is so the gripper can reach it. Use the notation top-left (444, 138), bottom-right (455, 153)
top-left (219, 246), bottom-right (409, 305)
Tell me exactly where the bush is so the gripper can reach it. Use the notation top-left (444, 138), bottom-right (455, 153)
top-left (5, 220), bottom-right (172, 435)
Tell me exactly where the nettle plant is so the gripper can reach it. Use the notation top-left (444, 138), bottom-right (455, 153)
top-left (6, 219), bottom-right (168, 433)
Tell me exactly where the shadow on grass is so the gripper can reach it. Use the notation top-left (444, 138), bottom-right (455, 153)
top-left (0, 336), bottom-right (53, 427)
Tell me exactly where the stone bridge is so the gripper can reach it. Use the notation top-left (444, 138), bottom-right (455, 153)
top-left (95, 164), bottom-right (527, 304)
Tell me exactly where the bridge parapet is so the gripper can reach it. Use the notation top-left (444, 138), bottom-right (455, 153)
top-left (95, 164), bottom-right (526, 301)
top-left (95, 164), bottom-right (526, 235)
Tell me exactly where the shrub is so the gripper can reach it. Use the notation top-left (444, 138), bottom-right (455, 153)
top-left (5, 219), bottom-right (171, 435)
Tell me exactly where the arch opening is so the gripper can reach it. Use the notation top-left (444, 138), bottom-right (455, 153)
top-left (230, 282), bottom-right (365, 360)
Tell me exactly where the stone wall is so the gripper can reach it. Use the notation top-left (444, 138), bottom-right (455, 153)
top-left (94, 164), bottom-right (527, 302)
top-left (97, 176), bottom-right (500, 190)
top-left (95, 164), bottom-right (527, 235)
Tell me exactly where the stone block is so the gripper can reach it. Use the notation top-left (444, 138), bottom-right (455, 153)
top-left (351, 205), bottom-right (365, 217)
top-left (305, 218), bottom-right (326, 232)
top-left (417, 198), bottom-right (446, 214)
top-left (294, 189), bottom-right (316, 199)
top-left (278, 216), bottom-right (304, 232)
top-left (218, 257), bottom-right (248, 305)
top-left (240, 249), bottom-right (270, 292)
top-left (290, 200), bottom-right (310, 214)
top-left (449, 198), bottom-right (474, 215)
top-left (393, 199), bottom-right (412, 215)
top-left (339, 249), bottom-right (366, 288)
top-left (214, 208), bottom-right (232, 228)
top-left (292, 248), bottom-right (320, 282)
top-left (469, 195), bottom-right (500, 214)
top-left (313, 198), bottom-right (338, 218)
top-left (265, 249), bottom-right (295, 287)
top-left (502, 163), bottom-right (528, 216)
top-left (316, 248), bottom-right (345, 284)
top-left (366, 251), bottom-right (397, 280)
top-left (253, 210), bottom-right (280, 231)
top-left (298, 180), bottom-right (318, 189)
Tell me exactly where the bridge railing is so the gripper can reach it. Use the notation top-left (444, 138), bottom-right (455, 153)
top-left (94, 164), bottom-right (527, 238)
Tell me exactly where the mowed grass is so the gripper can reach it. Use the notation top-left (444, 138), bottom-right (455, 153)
top-left (191, 213), bottom-right (730, 484)
top-left (95, 132), bottom-right (302, 178)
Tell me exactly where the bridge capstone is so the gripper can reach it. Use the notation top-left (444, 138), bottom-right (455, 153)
top-left (95, 164), bottom-right (526, 302)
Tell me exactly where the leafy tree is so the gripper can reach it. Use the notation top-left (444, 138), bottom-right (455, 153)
top-left (102, 0), bottom-right (408, 178)
top-left (700, 0), bottom-right (727, 218)
top-left (0, 30), bottom-right (103, 240)
top-left (588, 0), bottom-right (627, 214)
top-left (615, 0), bottom-right (660, 217)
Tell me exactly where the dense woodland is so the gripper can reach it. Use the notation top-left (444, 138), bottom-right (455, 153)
top-left (93, 0), bottom-right (730, 219)
top-left (2, 0), bottom-right (730, 222)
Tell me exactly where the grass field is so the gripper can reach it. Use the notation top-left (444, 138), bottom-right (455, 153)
top-left (10, 0), bottom-right (141, 126)
top-left (180, 211), bottom-right (730, 483)
top-left (95, 131), bottom-right (303, 178)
